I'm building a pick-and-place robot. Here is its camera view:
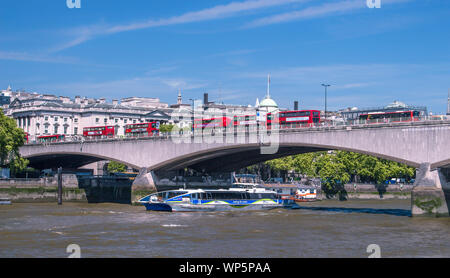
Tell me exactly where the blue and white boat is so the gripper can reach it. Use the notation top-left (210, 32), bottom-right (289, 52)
top-left (138, 188), bottom-right (283, 212)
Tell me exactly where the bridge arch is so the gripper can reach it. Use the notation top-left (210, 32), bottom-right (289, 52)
top-left (23, 151), bottom-right (140, 170)
top-left (432, 158), bottom-right (450, 169)
top-left (150, 143), bottom-right (421, 172)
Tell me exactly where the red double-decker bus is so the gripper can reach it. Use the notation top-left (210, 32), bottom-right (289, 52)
top-left (233, 115), bottom-right (259, 132)
top-left (359, 110), bottom-right (420, 124)
top-left (193, 117), bottom-right (233, 131)
top-left (83, 126), bottom-right (115, 138)
top-left (267, 110), bottom-right (321, 129)
top-left (125, 122), bottom-right (159, 137)
top-left (37, 134), bottom-right (65, 143)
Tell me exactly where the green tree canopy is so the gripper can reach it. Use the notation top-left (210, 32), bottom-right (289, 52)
top-left (107, 161), bottom-right (127, 173)
top-left (258, 150), bottom-right (416, 192)
top-left (0, 108), bottom-right (29, 174)
top-left (159, 124), bottom-right (175, 133)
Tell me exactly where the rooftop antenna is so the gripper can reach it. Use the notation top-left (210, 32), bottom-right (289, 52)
top-left (266, 74), bottom-right (271, 99)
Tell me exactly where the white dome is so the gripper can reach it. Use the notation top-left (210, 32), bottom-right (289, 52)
top-left (259, 97), bottom-right (278, 113)
top-left (259, 97), bottom-right (278, 108)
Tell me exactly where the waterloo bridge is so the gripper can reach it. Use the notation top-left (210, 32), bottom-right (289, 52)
top-left (19, 120), bottom-right (450, 216)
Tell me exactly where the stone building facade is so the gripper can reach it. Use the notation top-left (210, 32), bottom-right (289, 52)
top-left (4, 92), bottom-right (173, 141)
top-left (2, 87), bottom-right (273, 141)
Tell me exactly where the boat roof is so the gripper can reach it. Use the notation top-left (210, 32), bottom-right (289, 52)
top-left (156, 188), bottom-right (277, 193)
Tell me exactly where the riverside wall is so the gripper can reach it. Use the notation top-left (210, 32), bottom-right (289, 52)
top-left (319, 183), bottom-right (414, 200)
top-left (0, 174), bottom-right (86, 202)
top-left (0, 175), bottom-right (134, 204)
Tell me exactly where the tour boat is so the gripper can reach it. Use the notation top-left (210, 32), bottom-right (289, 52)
top-left (138, 188), bottom-right (283, 212)
top-left (294, 187), bottom-right (318, 203)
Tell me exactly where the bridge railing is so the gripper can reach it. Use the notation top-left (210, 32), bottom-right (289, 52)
top-left (23, 116), bottom-right (450, 145)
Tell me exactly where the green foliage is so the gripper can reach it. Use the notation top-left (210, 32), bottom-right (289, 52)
top-left (258, 150), bottom-right (416, 194)
top-left (107, 161), bottom-right (127, 173)
top-left (314, 152), bottom-right (350, 190)
top-left (414, 197), bottom-right (443, 214)
top-left (0, 108), bottom-right (28, 174)
top-left (159, 124), bottom-right (175, 133)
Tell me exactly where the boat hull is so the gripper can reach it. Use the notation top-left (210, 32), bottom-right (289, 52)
top-left (294, 199), bottom-right (317, 203)
top-left (143, 202), bottom-right (283, 212)
top-left (143, 202), bottom-right (173, 212)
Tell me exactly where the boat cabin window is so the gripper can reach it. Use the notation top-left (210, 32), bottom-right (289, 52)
top-left (196, 191), bottom-right (277, 200)
top-left (249, 193), bottom-right (278, 199)
top-left (165, 191), bottom-right (188, 199)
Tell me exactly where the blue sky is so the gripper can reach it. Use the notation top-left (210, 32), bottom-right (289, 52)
top-left (1, 0), bottom-right (449, 113)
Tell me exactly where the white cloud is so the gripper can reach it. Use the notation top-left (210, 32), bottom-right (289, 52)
top-left (53, 0), bottom-right (308, 52)
top-left (0, 50), bottom-right (78, 64)
top-left (244, 0), bottom-right (413, 28)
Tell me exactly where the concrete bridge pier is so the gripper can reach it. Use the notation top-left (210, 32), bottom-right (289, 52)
top-left (411, 163), bottom-right (449, 217)
top-left (131, 168), bottom-right (157, 205)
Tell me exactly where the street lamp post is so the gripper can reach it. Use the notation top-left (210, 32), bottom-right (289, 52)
top-left (189, 98), bottom-right (195, 133)
top-left (321, 84), bottom-right (331, 121)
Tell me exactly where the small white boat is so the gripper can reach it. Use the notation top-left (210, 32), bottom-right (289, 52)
top-left (0, 198), bottom-right (11, 205)
top-left (139, 188), bottom-right (283, 212)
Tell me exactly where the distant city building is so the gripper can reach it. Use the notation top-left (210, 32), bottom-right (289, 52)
top-left (2, 85), bottom-right (272, 139)
top-left (339, 100), bottom-right (428, 122)
top-left (3, 86), bottom-right (172, 141)
top-left (0, 95), bottom-right (10, 107)
top-left (0, 85), bottom-right (12, 107)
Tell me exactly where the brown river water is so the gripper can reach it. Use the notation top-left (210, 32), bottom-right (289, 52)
top-left (1, 199), bottom-right (449, 258)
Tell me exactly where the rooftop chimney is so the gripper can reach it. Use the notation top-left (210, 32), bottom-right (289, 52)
top-left (204, 93), bottom-right (209, 105)
top-left (112, 99), bottom-right (118, 106)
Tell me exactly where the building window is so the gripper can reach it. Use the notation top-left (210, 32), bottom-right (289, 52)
top-left (54, 125), bottom-right (58, 134)
top-left (124, 119), bottom-right (127, 123)
top-left (115, 119), bottom-right (118, 123)
top-left (64, 118), bottom-right (68, 122)
top-left (133, 119), bottom-right (136, 124)
top-left (54, 117), bottom-right (58, 121)
top-left (74, 118), bottom-right (78, 123)
top-left (96, 118), bottom-right (99, 123)
top-left (44, 116), bottom-right (48, 121)
top-left (74, 127), bottom-right (78, 135)
top-left (104, 118), bottom-right (107, 123)
top-left (64, 126), bottom-right (68, 134)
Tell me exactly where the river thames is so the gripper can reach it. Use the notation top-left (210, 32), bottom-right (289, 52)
top-left (1, 199), bottom-right (449, 258)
